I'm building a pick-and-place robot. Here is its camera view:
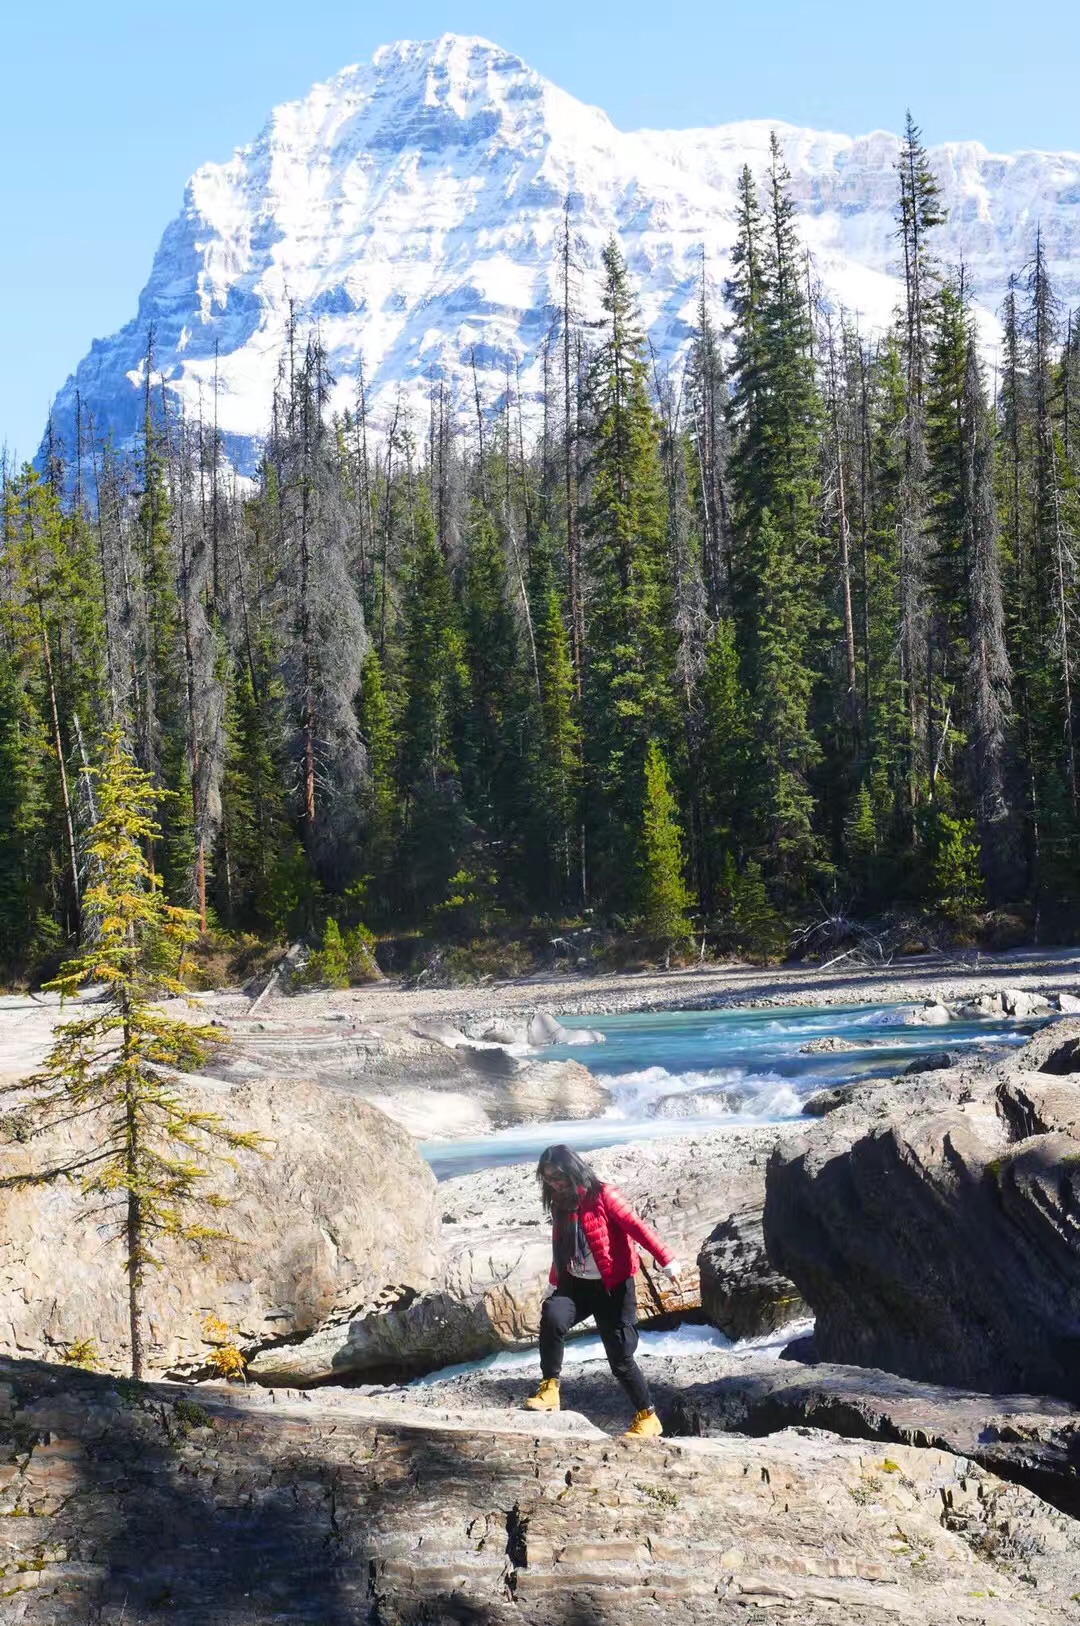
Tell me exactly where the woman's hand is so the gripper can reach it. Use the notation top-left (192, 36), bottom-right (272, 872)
top-left (660, 1259), bottom-right (682, 1281)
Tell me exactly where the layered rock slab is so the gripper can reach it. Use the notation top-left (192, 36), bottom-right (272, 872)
top-left (2, 1356), bottom-right (1080, 1623)
top-left (664, 1358), bottom-right (1080, 1514)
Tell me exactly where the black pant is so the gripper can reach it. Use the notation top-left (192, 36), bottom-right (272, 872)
top-left (539, 1275), bottom-right (652, 1413)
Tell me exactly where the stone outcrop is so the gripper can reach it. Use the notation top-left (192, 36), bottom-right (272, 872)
top-left (903, 1049), bottom-right (962, 1074)
top-left (212, 1014), bottom-right (612, 1135)
top-left (3, 1355), bottom-right (1080, 1624)
top-left (996, 1074), bottom-right (1080, 1140)
top-left (251, 1125), bottom-right (805, 1385)
top-left (802, 1081), bottom-right (862, 1116)
top-left (764, 1026), bottom-right (1080, 1402)
top-left (697, 1211), bottom-right (807, 1341)
top-left (0, 1076), bottom-right (440, 1376)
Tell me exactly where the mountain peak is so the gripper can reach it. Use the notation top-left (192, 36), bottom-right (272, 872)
top-left (44, 38), bottom-right (1080, 473)
top-left (370, 33), bottom-right (531, 73)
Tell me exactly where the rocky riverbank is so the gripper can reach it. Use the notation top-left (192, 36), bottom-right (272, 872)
top-left (4, 953), bottom-right (1080, 1616)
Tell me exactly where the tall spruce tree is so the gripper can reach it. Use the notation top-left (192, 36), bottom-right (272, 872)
top-left (580, 237), bottom-right (675, 909)
top-left (726, 138), bottom-right (824, 887)
top-left (894, 113), bottom-right (946, 795)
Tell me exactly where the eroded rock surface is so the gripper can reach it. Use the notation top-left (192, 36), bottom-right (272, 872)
top-left (665, 1358), bottom-right (1080, 1514)
top-left (2, 1356), bottom-right (1079, 1624)
top-left (698, 1210), bottom-right (808, 1340)
top-left (210, 1016), bottom-right (612, 1133)
top-left (369, 1335), bottom-right (1080, 1514)
top-left (0, 1077), bottom-right (440, 1375)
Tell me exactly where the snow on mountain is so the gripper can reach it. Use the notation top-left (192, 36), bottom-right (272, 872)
top-left (46, 34), bottom-right (1080, 472)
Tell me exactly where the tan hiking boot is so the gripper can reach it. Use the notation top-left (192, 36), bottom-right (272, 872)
top-left (523, 1378), bottom-right (560, 1412)
top-left (624, 1408), bottom-right (663, 1438)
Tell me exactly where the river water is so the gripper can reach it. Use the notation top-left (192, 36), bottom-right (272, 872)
top-left (421, 1000), bottom-right (1030, 1179)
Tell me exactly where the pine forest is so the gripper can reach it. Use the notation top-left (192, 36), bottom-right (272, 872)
top-left (4, 120), bottom-right (1080, 986)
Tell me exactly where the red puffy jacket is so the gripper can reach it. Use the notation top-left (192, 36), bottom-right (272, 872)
top-left (548, 1183), bottom-right (673, 1291)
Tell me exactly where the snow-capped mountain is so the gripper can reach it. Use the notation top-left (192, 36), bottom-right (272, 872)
top-left (47, 34), bottom-right (1080, 472)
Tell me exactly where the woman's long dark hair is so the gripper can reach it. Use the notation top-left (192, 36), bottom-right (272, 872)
top-left (536, 1144), bottom-right (602, 1216)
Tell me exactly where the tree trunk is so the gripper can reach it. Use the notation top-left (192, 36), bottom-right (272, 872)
top-left (126, 1178), bottom-right (145, 1381)
top-left (123, 1005), bottom-right (145, 1381)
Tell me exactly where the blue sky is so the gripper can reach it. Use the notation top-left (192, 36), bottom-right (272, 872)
top-left (3, 0), bottom-right (1078, 463)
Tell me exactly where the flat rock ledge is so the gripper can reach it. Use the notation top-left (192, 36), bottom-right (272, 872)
top-left (2, 1357), bottom-right (1080, 1624)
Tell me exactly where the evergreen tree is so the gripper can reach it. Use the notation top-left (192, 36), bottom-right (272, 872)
top-left (534, 582), bottom-right (582, 902)
top-left (356, 647), bottom-right (400, 914)
top-left (925, 275), bottom-right (974, 796)
top-left (0, 650), bottom-right (53, 978)
top-left (4, 732), bottom-right (262, 1377)
top-left (685, 254), bottom-right (735, 613)
top-left (698, 617), bottom-right (754, 900)
top-left (960, 345), bottom-right (1014, 894)
top-left (580, 237), bottom-right (675, 908)
top-left (395, 499), bottom-right (471, 915)
top-left (459, 500), bottom-right (525, 889)
top-left (639, 740), bottom-right (695, 949)
top-left (726, 139), bottom-right (824, 886)
top-left (894, 114), bottom-right (946, 790)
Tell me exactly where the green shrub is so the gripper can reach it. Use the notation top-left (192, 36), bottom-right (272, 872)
top-left (307, 917), bottom-right (381, 987)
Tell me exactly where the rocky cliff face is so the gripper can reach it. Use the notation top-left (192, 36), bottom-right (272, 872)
top-left (2, 1356), bottom-right (1079, 1623)
top-left (45, 33), bottom-right (1080, 472)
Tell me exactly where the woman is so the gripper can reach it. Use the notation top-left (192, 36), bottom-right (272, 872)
top-left (523, 1143), bottom-right (681, 1437)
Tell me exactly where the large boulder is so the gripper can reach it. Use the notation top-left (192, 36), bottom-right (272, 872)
top-left (903, 1049), bottom-right (962, 1075)
top-left (251, 1124), bottom-right (804, 1385)
top-left (1001, 987), bottom-right (1053, 1018)
top-left (764, 1034), bottom-right (1080, 1401)
top-left (1019, 1016), bottom-right (1080, 1075)
top-left (527, 1009), bottom-right (571, 1046)
top-left (0, 1075), bottom-right (440, 1376)
top-left (996, 1074), bottom-right (1080, 1140)
top-left (905, 1000), bottom-right (953, 1026)
top-left (697, 1210), bottom-right (807, 1341)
